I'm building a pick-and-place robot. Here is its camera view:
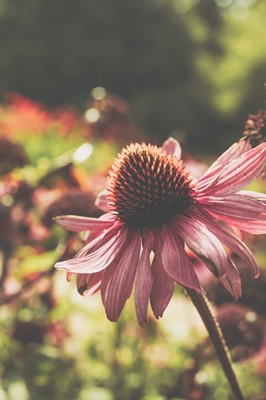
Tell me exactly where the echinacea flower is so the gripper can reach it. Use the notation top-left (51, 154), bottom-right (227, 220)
top-left (55, 137), bottom-right (266, 326)
top-left (243, 109), bottom-right (266, 146)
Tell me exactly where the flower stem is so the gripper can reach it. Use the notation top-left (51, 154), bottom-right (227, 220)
top-left (186, 288), bottom-right (245, 400)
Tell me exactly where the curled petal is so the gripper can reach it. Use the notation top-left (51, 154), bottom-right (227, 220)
top-left (219, 258), bottom-right (242, 299)
top-left (134, 228), bottom-right (154, 326)
top-left (176, 216), bottom-right (229, 277)
top-left (190, 207), bottom-right (259, 276)
top-left (161, 223), bottom-right (202, 291)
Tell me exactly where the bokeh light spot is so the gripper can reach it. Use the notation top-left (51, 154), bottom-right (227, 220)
top-left (84, 107), bottom-right (101, 123)
top-left (91, 86), bottom-right (106, 100)
top-left (1, 194), bottom-right (14, 207)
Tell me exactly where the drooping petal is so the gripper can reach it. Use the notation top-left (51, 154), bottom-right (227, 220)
top-left (101, 257), bottom-right (120, 304)
top-left (196, 143), bottom-right (266, 197)
top-left (55, 214), bottom-right (114, 232)
top-left (161, 223), bottom-right (202, 291)
top-left (190, 207), bottom-right (259, 276)
top-left (162, 137), bottom-right (182, 159)
top-left (76, 271), bottom-right (103, 296)
top-left (103, 229), bottom-right (141, 322)
top-left (150, 228), bottom-right (174, 319)
top-left (196, 139), bottom-right (252, 190)
top-left (218, 258), bottom-right (242, 299)
top-left (134, 228), bottom-right (154, 326)
top-left (55, 222), bottom-right (128, 273)
top-left (175, 215), bottom-right (229, 278)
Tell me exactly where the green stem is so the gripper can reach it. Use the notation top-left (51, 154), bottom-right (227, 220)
top-left (186, 288), bottom-right (245, 400)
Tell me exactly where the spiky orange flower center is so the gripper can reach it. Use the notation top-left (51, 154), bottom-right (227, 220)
top-left (106, 143), bottom-right (194, 228)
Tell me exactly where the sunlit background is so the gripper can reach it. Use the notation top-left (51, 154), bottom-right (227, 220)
top-left (0, 0), bottom-right (266, 399)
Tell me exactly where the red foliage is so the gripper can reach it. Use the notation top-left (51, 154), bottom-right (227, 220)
top-left (0, 92), bottom-right (81, 137)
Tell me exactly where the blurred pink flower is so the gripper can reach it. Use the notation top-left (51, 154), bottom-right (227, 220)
top-left (55, 138), bottom-right (266, 325)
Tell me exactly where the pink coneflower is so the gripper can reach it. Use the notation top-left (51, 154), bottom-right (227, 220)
top-left (243, 109), bottom-right (266, 146)
top-left (55, 137), bottom-right (266, 326)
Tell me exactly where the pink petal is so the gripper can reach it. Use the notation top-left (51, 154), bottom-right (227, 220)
top-left (55, 214), bottom-right (114, 232)
top-left (161, 223), bottom-right (202, 291)
top-left (238, 190), bottom-right (266, 202)
top-left (162, 137), bottom-right (182, 159)
top-left (196, 139), bottom-right (252, 190)
top-left (76, 271), bottom-right (103, 296)
top-left (150, 228), bottom-right (174, 319)
top-left (66, 272), bottom-right (73, 281)
top-left (196, 143), bottom-right (266, 197)
top-left (84, 229), bottom-right (105, 245)
top-left (134, 228), bottom-right (154, 326)
top-left (197, 194), bottom-right (266, 221)
top-left (82, 213), bottom-right (119, 244)
top-left (75, 220), bottom-right (123, 258)
top-left (99, 212), bottom-right (117, 221)
top-left (95, 189), bottom-right (110, 212)
top-left (101, 257), bottom-right (120, 303)
top-left (55, 222), bottom-right (128, 273)
top-left (103, 229), bottom-right (141, 322)
top-left (218, 258), bottom-right (242, 299)
top-left (176, 216), bottom-right (229, 277)
top-left (190, 207), bottom-right (259, 276)
top-left (202, 208), bottom-right (266, 235)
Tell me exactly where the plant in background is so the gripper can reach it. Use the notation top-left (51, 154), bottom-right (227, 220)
top-left (0, 92), bottom-right (81, 137)
top-left (0, 137), bottom-right (28, 176)
top-left (84, 87), bottom-right (141, 145)
top-left (243, 108), bottom-right (266, 147)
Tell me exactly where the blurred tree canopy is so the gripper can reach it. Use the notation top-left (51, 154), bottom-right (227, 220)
top-left (0, 0), bottom-right (265, 152)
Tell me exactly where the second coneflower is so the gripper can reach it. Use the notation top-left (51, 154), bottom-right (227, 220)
top-left (55, 137), bottom-right (266, 326)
